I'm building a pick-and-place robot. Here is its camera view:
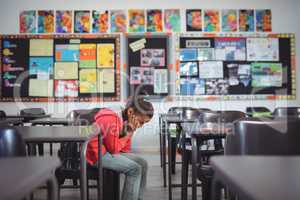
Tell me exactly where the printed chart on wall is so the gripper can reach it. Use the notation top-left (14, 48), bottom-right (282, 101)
top-left (0, 34), bottom-right (120, 102)
top-left (127, 35), bottom-right (169, 98)
top-left (176, 33), bottom-right (296, 100)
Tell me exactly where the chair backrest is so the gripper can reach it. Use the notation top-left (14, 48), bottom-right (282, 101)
top-left (68, 108), bottom-right (101, 125)
top-left (0, 128), bottom-right (26, 157)
top-left (20, 108), bottom-right (45, 116)
top-left (168, 107), bottom-right (201, 120)
top-left (219, 111), bottom-right (246, 123)
top-left (273, 107), bottom-right (300, 118)
top-left (0, 110), bottom-right (6, 119)
top-left (245, 107), bottom-right (271, 117)
top-left (198, 111), bottom-right (222, 123)
top-left (226, 118), bottom-right (300, 156)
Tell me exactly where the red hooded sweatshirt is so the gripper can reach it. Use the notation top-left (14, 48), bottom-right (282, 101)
top-left (86, 108), bottom-right (132, 165)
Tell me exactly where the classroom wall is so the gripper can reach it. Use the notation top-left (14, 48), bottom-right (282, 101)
top-left (0, 0), bottom-right (299, 152)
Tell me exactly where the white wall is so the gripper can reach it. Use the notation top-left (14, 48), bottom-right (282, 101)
top-left (0, 0), bottom-right (299, 152)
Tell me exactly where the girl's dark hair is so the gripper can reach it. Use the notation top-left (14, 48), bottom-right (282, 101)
top-left (122, 96), bottom-right (154, 120)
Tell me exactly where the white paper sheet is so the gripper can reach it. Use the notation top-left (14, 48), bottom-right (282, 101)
top-left (247, 38), bottom-right (279, 61)
top-left (154, 69), bottom-right (168, 94)
top-left (199, 61), bottom-right (223, 79)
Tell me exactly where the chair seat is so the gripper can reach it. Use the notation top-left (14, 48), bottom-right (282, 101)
top-left (198, 165), bottom-right (214, 180)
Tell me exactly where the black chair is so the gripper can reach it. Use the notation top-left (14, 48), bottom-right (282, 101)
top-left (245, 106), bottom-right (272, 117)
top-left (0, 128), bottom-right (26, 157)
top-left (0, 110), bottom-right (6, 119)
top-left (196, 111), bottom-right (246, 200)
top-left (20, 108), bottom-right (46, 116)
top-left (273, 107), bottom-right (300, 118)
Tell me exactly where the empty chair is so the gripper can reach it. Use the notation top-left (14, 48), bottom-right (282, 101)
top-left (0, 110), bottom-right (6, 119)
top-left (246, 106), bottom-right (272, 117)
top-left (20, 108), bottom-right (46, 116)
top-left (0, 128), bottom-right (26, 157)
top-left (273, 107), bottom-right (300, 118)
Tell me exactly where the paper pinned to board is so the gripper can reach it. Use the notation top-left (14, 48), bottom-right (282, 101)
top-left (129, 38), bottom-right (146, 52)
top-left (154, 69), bottom-right (168, 94)
top-left (29, 79), bottom-right (53, 97)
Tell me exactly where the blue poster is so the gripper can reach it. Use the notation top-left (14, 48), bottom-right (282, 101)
top-left (180, 78), bottom-right (205, 95)
top-left (55, 44), bottom-right (79, 62)
top-left (180, 48), bottom-right (198, 61)
top-left (180, 62), bottom-right (198, 76)
top-left (29, 57), bottom-right (53, 75)
top-left (215, 38), bottom-right (246, 61)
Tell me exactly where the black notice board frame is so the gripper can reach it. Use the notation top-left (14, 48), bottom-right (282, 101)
top-left (126, 33), bottom-right (171, 100)
top-left (176, 33), bottom-right (296, 101)
top-left (0, 34), bottom-right (121, 102)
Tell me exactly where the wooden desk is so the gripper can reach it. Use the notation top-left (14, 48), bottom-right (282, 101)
top-left (0, 156), bottom-right (60, 200)
top-left (211, 156), bottom-right (300, 200)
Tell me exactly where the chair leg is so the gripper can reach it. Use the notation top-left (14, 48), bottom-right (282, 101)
top-left (202, 179), bottom-right (212, 200)
top-left (171, 137), bottom-right (177, 174)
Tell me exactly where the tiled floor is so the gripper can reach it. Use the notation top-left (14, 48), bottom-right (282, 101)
top-left (34, 153), bottom-right (205, 200)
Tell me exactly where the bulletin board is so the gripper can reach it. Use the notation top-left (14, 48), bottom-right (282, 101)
top-left (175, 33), bottom-right (296, 101)
top-left (126, 34), bottom-right (170, 99)
top-left (0, 34), bottom-right (121, 102)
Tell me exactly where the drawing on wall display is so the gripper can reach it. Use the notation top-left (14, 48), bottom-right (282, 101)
top-left (29, 57), bottom-right (53, 79)
top-left (92, 10), bottom-right (109, 33)
top-left (180, 48), bottom-right (198, 61)
top-left (55, 44), bottom-right (79, 62)
top-left (206, 79), bottom-right (229, 95)
top-left (204, 10), bottom-right (220, 32)
top-left (111, 10), bottom-right (127, 32)
top-left (141, 49), bottom-right (165, 67)
top-left (79, 69), bottom-right (97, 93)
top-left (97, 69), bottom-right (115, 93)
top-left (227, 63), bottom-right (239, 86)
top-left (146, 9), bottom-right (163, 32)
top-left (29, 79), bottom-right (53, 97)
top-left (30, 39), bottom-right (53, 56)
top-left (54, 62), bottom-right (78, 80)
top-left (56, 10), bottom-right (72, 33)
top-left (128, 9), bottom-right (145, 32)
top-left (180, 62), bottom-right (198, 76)
top-left (238, 64), bottom-right (251, 87)
top-left (164, 9), bottom-right (181, 32)
top-left (37, 10), bottom-right (54, 33)
top-left (54, 80), bottom-right (79, 97)
top-left (19, 10), bottom-right (36, 33)
top-left (222, 10), bottom-right (237, 32)
top-left (198, 48), bottom-right (215, 61)
top-left (186, 9), bottom-right (202, 31)
top-left (74, 11), bottom-right (90, 33)
top-left (239, 9), bottom-right (254, 32)
top-left (97, 44), bottom-right (114, 68)
top-left (79, 44), bottom-right (97, 68)
top-left (256, 9), bottom-right (272, 32)
top-left (247, 38), bottom-right (279, 61)
top-left (154, 69), bottom-right (168, 94)
top-left (215, 38), bottom-right (246, 61)
top-left (198, 61), bottom-right (223, 79)
top-left (130, 67), bottom-right (154, 85)
top-left (180, 78), bottom-right (205, 95)
top-left (251, 63), bottom-right (283, 87)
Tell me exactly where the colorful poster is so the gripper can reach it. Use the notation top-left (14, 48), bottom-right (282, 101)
top-left (29, 57), bottom-right (53, 79)
top-left (56, 10), bottom-right (72, 33)
top-left (92, 10), bottom-right (109, 33)
top-left (97, 44), bottom-right (114, 68)
top-left (186, 9), bottom-right (202, 31)
top-left (130, 67), bottom-right (154, 85)
top-left (19, 10), bottom-right (36, 33)
top-left (239, 10), bottom-right (254, 32)
top-left (97, 69), bottom-right (115, 93)
top-left (199, 61), bottom-right (223, 79)
top-left (206, 79), bottom-right (229, 95)
top-left (55, 44), bottom-right (79, 62)
top-left (256, 9), bottom-right (272, 32)
top-left (180, 62), bottom-right (198, 76)
top-left (79, 44), bottom-right (96, 68)
top-left (111, 10), bottom-right (127, 32)
top-left (74, 10), bottom-right (90, 33)
top-left (251, 63), bottom-right (282, 87)
top-left (54, 80), bottom-right (79, 97)
top-left (38, 10), bottom-right (54, 33)
top-left (222, 10), bottom-right (237, 32)
top-left (54, 62), bottom-right (78, 80)
top-left (215, 38), bottom-right (246, 61)
top-left (198, 48), bottom-right (215, 61)
top-left (30, 39), bottom-right (53, 56)
top-left (146, 9), bottom-right (163, 32)
top-left (247, 38), bottom-right (279, 61)
top-left (79, 69), bottom-right (97, 93)
top-left (128, 9), bottom-right (145, 32)
top-left (141, 49), bottom-right (165, 67)
top-left (204, 10), bottom-right (220, 32)
top-left (179, 48), bottom-right (198, 61)
top-left (180, 78), bottom-right (205, 95)
top-left (154, 69), bottom-right (168, 94)
top-left (29, 79), bottom-right (53, 97)
top-left (164, 9), bottom-right (181, 32)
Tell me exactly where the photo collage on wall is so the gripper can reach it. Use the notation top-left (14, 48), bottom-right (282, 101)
top-left (179, 35), bottom-right (287, 96)
top-left (19, 9), bottom-right (272, 33)
top-left (128, 37), bottom-right (168, 96)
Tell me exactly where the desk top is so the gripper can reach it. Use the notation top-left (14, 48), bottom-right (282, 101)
top-left (0, 156), bottom-right (60, 200)
top-left (0, 118), bottom-right (23, 125)
top-left (211, 156), bottom-right (300, 200)
top-left (15, 126), bottom-right (96, 142)
top-left (30, 117), bottom-right (73, 125)
top-left (6, 114), bottom-right (51, 120)
top-left (160, 114), bottom-right (198, 123)
top-left (181, 122), bottom-right (230, 137)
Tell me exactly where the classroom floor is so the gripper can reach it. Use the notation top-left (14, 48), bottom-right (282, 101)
top-left (34, 153), bottom-right (206, 200)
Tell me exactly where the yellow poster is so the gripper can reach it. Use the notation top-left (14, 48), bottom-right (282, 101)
top-left (97, 69), bottom-right (115, 93)
top-left (97, 43), bottom-right (114, 68)
top-left (29, 39), bottom-right (54, 56)
top-left (29, 79), bottom-right (53, 97)
top-left (54, 62), bottom-right (78, 79)
top-left (79, 69), bottom-right (97, 93)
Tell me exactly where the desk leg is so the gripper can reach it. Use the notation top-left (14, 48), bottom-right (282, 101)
top-left (162, 120), bottom-right (167, 187)
top-left (211, 176), bottom-right (222, 200)
top-left (47, 176), bottom-right (58, 200)
top-left (191, 137), bottom-right (198, 200)
top-left (159, 116), bottom-right (163, 168)
top-left (181, 130), bottom-right (187, 200)
top-left (167, 125), bottom-right (172, 200)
